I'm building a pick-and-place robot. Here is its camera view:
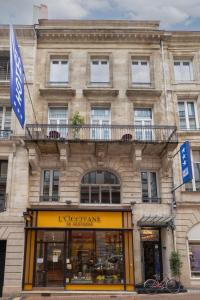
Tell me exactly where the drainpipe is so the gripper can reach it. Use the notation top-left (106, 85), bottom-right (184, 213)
top-left (160, 39), bottom-right (168, 124)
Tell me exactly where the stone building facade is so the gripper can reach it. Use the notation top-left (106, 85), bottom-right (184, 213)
top-left (0, 20), bottom-right (200, 296)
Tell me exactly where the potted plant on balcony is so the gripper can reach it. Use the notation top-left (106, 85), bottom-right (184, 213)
top-left (71, 112), bottom-right (85, 139)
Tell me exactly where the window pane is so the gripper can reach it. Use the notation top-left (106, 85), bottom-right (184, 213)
top-left (174, 62), bottom-right (182, 81)
top-left (50, 60), bottom-right (68, 83)
top-left (150, 172), bottom-right (158, 198)
top-left (189, 243), bottom-right (200, 277)
top-left (141, 172), bottom-right (148, 200)
top-left (134, 108), bottom-right (152, 119)
top-left (111, 186), bottom-right (120, 204)
top-left (4, 107), bottom-right (11, 130)
top-left (43, 170), bottom-right (50, 196)
top-left (194, 163), bottom-right (200, 191)
top-left (80, 186), bottom-right (90, 203)
top-left (91, 59), bottom-right (109, 83)
top-left (101, 186), bottom-right (110, 203)
top-left (0, 161), bottom-right (8, 178)
top-left (132, 60), bottom-right (150, 83)
top-left (91, 186), bottom-right (100, 203)
top-left (52, 170), bottom-right (59, 198)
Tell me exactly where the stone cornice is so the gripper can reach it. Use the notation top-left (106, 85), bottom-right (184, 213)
top-left (36, 29), bottom-right (165, 44)
top-left (83, 88), bottom-right (119, 98)
top-left (126, 88), bottom-right (162, 98)
top-left (0, 25), bottom-right (35, 40)
top-left (39, 87), bottom-right (76, 98)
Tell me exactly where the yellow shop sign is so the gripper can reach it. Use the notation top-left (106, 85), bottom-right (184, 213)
top-left (37, 211), bottom-right (123, 229)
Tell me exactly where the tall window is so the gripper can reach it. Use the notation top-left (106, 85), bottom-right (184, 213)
top-left (81, 170), bottom-right (120, 204)
top-left (186, 151), bottom-right (200, 192)
top-left (91, 107), bottom-right (111, 140)
top-left (141, 171), bottom-right (159, 203)
top-left (174, 60), bottom-right (193, 81)
top-left (0, 53), bottom-right (10, 81)
top-left (41, 170), bottom-right (59, 201)
top-left (134, 108), bottom-right (152, 140)
top-left (0, 161), bottom-right (8, 211)
top-left (0, 106), bottom-right (12, 139)
top-left (90, 58), bottom-right (109, 83)
top-left (178, 101), bottom-right (198, 130)
top-left (48, 107), bottom-right (68, 138)
top-left (131, 60), bottom-right (150, 85)
top-left (50, 59), bottom-right (68, 84)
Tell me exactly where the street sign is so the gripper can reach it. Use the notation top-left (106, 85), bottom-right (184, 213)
top-left (180, 141), bottom-right (193, 184)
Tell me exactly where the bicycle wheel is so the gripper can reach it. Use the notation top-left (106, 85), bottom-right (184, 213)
top-left (144, 279), bottom-right (157, 293)
top-left (166, 279), bottom-right (180, 293)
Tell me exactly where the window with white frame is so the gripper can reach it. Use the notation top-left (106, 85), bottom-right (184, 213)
top-left (174, 60), bottom-right (193, 81)
top-left (131, 59), bottom-right (150, 84)
top-left (91, 107), bottom-right (111, 140)
top-left (90, 58), bottom-right (110, 83)
top-left (50, 59), bottom-right (68, 83)
top-left (80, 170), bottom-right (120, 204)
top-left (41, 170), bottom-right (59, 201)
top-left (186, 150), bottom-right (200, 192)
top-left (134, 108), bottom-right (153, 140)
top-left (0, 106), bottom-right (11, 139)
top-left (141, 171), bottom-right (159, 203)
top-left (178, 101), bottom-right (198, 130)
top-left (48, 107), bottom-right (68, 138)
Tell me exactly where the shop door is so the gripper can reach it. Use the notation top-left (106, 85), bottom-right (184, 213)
top-left (143, 241), bottom-right (162, 280)
top-left (35, 242), bottom-right (64, 287)
top-left (0, 240), bottom-right (6, 297)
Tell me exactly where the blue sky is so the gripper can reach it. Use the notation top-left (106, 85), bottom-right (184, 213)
top-left (1, 0), bottom-right (200, 30)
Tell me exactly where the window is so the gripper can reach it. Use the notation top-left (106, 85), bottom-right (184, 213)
top-left (141, 171), bottom-right (159, 203)
top-left (0, 161), bottom-right (8, 211)
top-left (90, 58), bottom-right (109, 83)
top-left (131, 60), bottom-right (150, 84)
top-left (81, 170), bottom-right (120, 204)
top-left (91, 108), bottom-right (111, 140)
top-left (41, 170), bottom-right (59, 201)
top-left (188, 224), bottom-right (200, 278)
top-left (0, 53), bottom-right (10, 80)
top-left (0, 106), bottom-right (12, 138)
top-left (48, 107), bottom-right (68, 138)
top-left (134, 108), bottom-right (153, 140)
top-left (178, 101), bottom-right (198, 130)
top-left (174, 60), bottom-right (193, 81)
top-left (50, 59), bottom-right (68, 83)
top-left (186, 150), bottom-right (200, 192)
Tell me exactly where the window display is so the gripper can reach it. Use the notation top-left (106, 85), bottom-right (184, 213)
top-left (189, 243), bottom-right (200, 278)
top-left (69, 230), bottom-right (124, 284)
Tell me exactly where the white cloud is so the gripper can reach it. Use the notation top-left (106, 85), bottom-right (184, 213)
top-left (0, 0), bottom-right (200, 28)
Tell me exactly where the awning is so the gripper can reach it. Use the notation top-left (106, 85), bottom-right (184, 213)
top-left (137, 215), bottom-right (174, 228)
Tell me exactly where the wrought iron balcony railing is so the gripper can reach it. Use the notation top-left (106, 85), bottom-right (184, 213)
top-left (0, 194), bottom-right (7, 212)
top-left (25, 124), bottom-right (177, 143)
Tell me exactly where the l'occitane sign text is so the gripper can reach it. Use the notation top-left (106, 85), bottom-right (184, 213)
top-left (37, 211), bottom-right (122, 229)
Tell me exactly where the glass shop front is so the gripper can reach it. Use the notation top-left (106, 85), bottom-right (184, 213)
top-left (23, 210), bottom-right (134, 291)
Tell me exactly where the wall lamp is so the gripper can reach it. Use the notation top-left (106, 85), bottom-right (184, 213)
top-left (23, 211), bottom-right (32, 222)
top-left (65, 200), bottom-right (72, 205)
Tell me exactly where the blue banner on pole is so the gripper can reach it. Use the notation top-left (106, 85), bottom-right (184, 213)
top-left (10, 26), bottom-right (25, 128)
top-left (180, 141), bottom-right (193, 184)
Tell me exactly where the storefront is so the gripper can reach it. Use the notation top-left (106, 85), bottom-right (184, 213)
top-left (23, 209), bottom-right (134, 291)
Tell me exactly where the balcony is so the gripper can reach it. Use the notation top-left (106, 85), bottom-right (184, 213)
top-left (0, 130), bottom-right (12, 140)
top-left (25, 124), bottom-right (178, 156)
top-left (0, 194), bottom-right (7, 212)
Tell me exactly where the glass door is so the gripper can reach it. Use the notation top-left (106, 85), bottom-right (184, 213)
top-left (46, 243), bottom-right (64, 286)
top-left (48, 107), bottom-right (68, 138)
top-left (91, 108), bottom-right (111, 140)
top-left (134, 108), bottom-right (153, 141)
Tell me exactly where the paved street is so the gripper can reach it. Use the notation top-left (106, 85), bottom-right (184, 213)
top-left (1, 292), bottom-right (200, 300)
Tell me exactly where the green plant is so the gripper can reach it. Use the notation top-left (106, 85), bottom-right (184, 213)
top-left (169, 250), bottom-right (183, 279)
top-left (71, 112), bottom-right (85, 139)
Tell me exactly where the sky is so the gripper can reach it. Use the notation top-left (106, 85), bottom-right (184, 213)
top-left (0, 0), bottom-right (200, 30)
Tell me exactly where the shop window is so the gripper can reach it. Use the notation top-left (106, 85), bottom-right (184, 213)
top-left (141, 171), bottom-right (159, 203)
top-left (69, 230), bottom-right (124, 284)
top-left (50, 59), bottom-right (69, 84)
top-left (41, 170), bottom-right (59, 201)
top-left (186, 150), bottom-right (200, 192)
top-left (80, 170), bottom-right (120, 204)
top-left (174, 60), bottom-right (193, 81)
top-left (90, 58), bottom-right (110, 83)
top-left (178, 101), bottom-right (198, 130)
top-left (131, 59), bottom-right (150, 85)
top-left (188, 223), bottom-right (200, 278)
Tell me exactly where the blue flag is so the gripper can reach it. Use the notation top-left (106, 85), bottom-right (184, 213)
top-left (10, 26), bottom-right (25, 128)
top-left (180, 141), bottom-right (193, 184)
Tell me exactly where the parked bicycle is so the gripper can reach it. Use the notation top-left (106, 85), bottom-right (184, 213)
top-left (144, 274), bottom-right (180, 293)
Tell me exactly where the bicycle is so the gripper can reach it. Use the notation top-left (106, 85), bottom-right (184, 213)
top-left (144, 274), bottom-right (180, 293)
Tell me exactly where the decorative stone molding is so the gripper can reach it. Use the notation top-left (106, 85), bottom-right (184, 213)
top-left (58, 143), bottom-right (70, 169)
top-left (126, 88), bottom-right (162, 98)
top-left (95, 143), bottom-right (107, 166)
top-left (27, 143), bottom-right (40, 172)
top-left (83, 88), bottom-right (119, 98)
top-left (132, 145), bottom-right (143, 171)
top-left (39, 87), bottom-right (76, 98)
top-left (161, 150), bottom-right (173, 177)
